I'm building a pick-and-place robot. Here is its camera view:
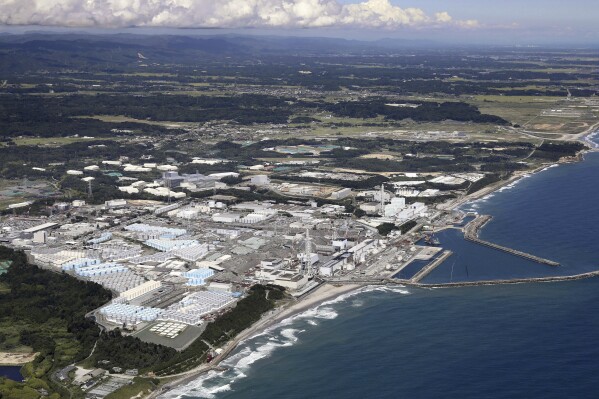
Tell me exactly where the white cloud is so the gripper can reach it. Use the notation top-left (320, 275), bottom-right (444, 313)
top-left (435, 12), bottom-right (452, 24)
top-left (456, 19), bottom-right (481, 29)
top-left (0, 0), bottom-right (479, 30)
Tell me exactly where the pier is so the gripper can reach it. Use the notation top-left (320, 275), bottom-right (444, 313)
top-left (463, 215), bottom-right (560, 267)
top-left (410, 250), bottom-right (453, 283)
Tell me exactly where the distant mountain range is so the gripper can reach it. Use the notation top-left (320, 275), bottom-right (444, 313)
top-left (0, 33), bottom-right (452, 73)
top-left (0, 32), bottom-right (441, 55)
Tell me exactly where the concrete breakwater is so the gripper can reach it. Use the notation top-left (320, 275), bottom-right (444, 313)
top-left (463, 215), bottom-right (560, 266)
top-left (409, 270), bottom-right (599, 288)
top-left (410, 250), bottom-right (453, 283)
top-left (329, 269), bottom-right (599, 288)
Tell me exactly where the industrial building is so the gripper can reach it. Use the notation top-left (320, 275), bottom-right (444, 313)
top-left (105, 199), bottom-right (128, 209)
top-left (31, 248), bottom-right (88, 269)
top-left (394, 202), bottom-right (427, 222)
top-left (158, 171), bottom-right (219, 190)
top-left (330, 188), bottom-right (352, 200)
top-left (384, 197), bottom-right (407, 217)
top-left (120, 280), bottom-right (162, 301)
top-left (319, 252), bottom-right (352, 276)
top-left (212, 213), bottom-right (243, 223)
top-left (250, 175), bottom-right (270, 186)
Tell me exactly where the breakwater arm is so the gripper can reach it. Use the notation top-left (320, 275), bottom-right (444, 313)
top-left (463, 215), bottom-right (560, 266)
top-left (411, 250), bottom-right (453, 283)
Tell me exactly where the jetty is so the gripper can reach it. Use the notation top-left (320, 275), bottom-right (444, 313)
top-left (410, 250), bottom-right (453, 283)
top-left (463, 215), bottom-right (560, 266)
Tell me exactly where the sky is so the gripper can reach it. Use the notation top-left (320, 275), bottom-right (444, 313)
top-left (0, 0), bottom-right (598, 45)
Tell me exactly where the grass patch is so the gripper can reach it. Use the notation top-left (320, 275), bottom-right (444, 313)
top-left (79, 115), bottom-right (188, 127)
top-left (0, 198), bottom-right (28, 210)
top-left (0, 282), bottom-right (10, 294)
top-left (11, 137), bottom-right (111, 147)
top-left (105, 377), bottom-right (157, 399)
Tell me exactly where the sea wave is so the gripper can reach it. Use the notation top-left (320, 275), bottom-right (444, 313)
top-left (464, 169), bottom-right (547, 210)
top-left (159, 285), bottom-right (410, 399)
top-left (351, 299), bottom-right (365, 308)
top-left (585, 129), bottom-right (599, 148)
top-left (371, 285), bottom-right (411, 295)
top-left (161, 369), bottom-right (234, 399)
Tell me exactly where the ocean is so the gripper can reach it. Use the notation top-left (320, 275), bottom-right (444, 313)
top-left (162, 144), bottom-right (599, 399)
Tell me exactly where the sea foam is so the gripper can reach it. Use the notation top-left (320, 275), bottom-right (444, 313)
top-left (159, 285), bottom-right (410, 399)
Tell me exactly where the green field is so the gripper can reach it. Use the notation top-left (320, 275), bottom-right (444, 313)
top-left (10, 137), bottom-right (111, 147)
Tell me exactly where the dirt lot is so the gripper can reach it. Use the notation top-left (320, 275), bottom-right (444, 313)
top-left (0, 352), bottom-right (38, 365)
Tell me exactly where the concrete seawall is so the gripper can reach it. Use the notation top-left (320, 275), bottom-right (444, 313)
top-left (329, 269), bottom-right (599, 288)
top-left (463, 215), bottom-right (560, 266)
top-left (410, 250), bottom-right (453, 283)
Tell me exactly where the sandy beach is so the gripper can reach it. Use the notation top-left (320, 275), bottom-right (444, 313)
top-left (149, 283), bottom-right (361, 398)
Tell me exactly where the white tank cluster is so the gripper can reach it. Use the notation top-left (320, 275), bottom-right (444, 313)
top-left (159, 290), bottom-right (236, 325)
top-left (71, 261), bottom-right (146, 293)
top-left (182, 268), bottom-right (215, 286)
top-left (87, 232), bottom-right (112, 245)
top-left (99, 303), bottom-right (162, 325)
top-left (171, 243), bottom-right (210, 262)
top-left (128, 252), bottom-right (174, 265)
top-left (99, 290), bottom-right (237, 326)
top-left (144, 239), bottom-right (199, 252)
top-left (90, 270), bottom-right (146, 293)
top-left (125, 223), bottom-right (187, 239)
top-left (61, 257), bottom-right (101, 271)
top-left (74, 262), bottom-right (127, 277)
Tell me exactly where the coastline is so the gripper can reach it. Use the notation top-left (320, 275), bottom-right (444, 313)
top-left (149, 283), bottom-right (361, 398)
top-left (146, 126), bottom-right (599, 398)
top-left (448, 124), bottom-right (599, 211)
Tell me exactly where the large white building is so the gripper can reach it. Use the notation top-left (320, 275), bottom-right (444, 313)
top-left (395, 202), bottom-right (427, 222)
top-left (330, 188), bottom-right (352, 200)
top-left (250, 175), bottom-right (270, 186)
top-left (360, 202), bottom-right (381, 215)
top-left (105, 199), bottom-right (128, 209)
top-left (32, 248), bottom-right (88, 269)
top-left (212, 213), bottom-right (243, 223)
top-left (348, 239), bottom-right (377, 264)
top-left (319, 253), bottom-right (351, 277)
top-left (273, 272), bottom-right (309, 291)
top-left (384, 197), bottom-right (406, 217)
top-left (120, 280), bottom-right (162, 301)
